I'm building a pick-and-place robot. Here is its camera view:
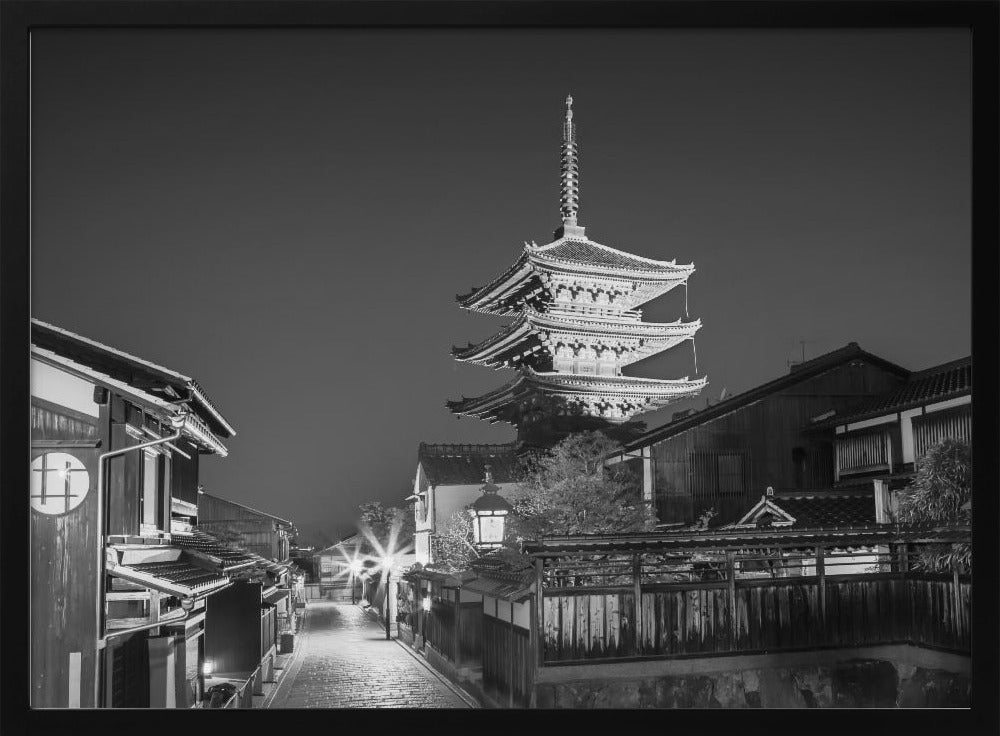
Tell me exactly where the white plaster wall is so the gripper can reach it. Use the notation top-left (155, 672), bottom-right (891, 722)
top-left (512, 599), bottom-right (531, 629)
top-left (430, 481), bottom-right (521, 534)
top-left (31, 358), bottom-right (98, 417)
top-left (899, 408), bottom-right (922, 464)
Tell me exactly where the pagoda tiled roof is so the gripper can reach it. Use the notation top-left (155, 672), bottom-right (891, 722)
top-left (418, 442), bottom-right (522, 486)
top-left (809, 356), bottom-right (971, 429)
top-left (457, 236), bottom-right (694, 315)
top-left (452, 309), bottom-right (700, 367)
top-left (447, 368), bottom-right (707, 423)
top-left (527, 237), bottom-right (693, 276)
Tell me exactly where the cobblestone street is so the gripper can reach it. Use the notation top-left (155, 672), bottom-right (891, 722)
top-left (267, 601), bottom-right (473, 709)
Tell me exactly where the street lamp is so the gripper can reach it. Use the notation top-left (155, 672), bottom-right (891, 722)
top-left (381, 555), bottom-right (395, 640)
top-left (471, 465), bottom-right (512, 550)
top-left (349, 559), bottom-right (363, 605)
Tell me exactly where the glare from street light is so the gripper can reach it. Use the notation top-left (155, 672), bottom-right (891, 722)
top-left (382, 555), bottom-right (395, 570)
top-left (349, 559), bottom-right (364, 574)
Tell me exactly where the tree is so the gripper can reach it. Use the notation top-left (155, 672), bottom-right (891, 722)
top-left (895, 438), bottom-right (971, 572)
top-left (510, 431), bottom-right (657, 539)
top-left (431, 509), bottom-right (481, 572)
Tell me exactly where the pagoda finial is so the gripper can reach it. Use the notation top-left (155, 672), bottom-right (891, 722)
top-left (559, 94), bottom-right (580, 231)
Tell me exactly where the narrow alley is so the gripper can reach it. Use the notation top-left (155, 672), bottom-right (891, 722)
top-left (267, 601), bottom-right (474, 709)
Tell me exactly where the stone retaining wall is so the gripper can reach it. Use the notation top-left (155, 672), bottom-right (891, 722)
top-left (534, 645), bottom-right (969, 708)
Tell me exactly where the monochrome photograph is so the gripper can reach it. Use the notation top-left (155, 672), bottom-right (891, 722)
top-left (15, 17), bottom-right (985, 714)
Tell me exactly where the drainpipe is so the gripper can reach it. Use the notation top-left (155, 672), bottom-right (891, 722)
top-left (94, 413), bottom-right (187, 703)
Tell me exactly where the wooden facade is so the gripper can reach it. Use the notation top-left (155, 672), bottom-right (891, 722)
top-left (198, 492), bottom-right (293, 563)
top-left (624, 350), bottom-right (908, 524)
top-left (30, 322), bottom-right (236, 709)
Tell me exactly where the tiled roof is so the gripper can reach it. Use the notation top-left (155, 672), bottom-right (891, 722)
top-left (529, 238), bottom-right (692, 277)
top-left (817, 357), bottom-right (971, 427)
top-left (624, 342), bottom-right (910, 452)
top-left (31, 318), bottom-right (235, 438)
top-left (769, 492), bottom-right (876, 529)
top-left (127, 560), bottom-right (228, 591)
top-left (171, 529), bottom-right (262, 572)
top-left (418, 443), bottom-right (522, 486)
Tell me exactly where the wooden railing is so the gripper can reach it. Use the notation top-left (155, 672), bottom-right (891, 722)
top-left (540, 552), bottom-right (971, 664)
top-left (482, 615), bottom-right (533, 708)
top-left (221, 665), bottom-right (262, 709)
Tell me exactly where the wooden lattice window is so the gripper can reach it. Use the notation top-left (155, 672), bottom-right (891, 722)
top-left (912, 404), bottom-right (972, 464)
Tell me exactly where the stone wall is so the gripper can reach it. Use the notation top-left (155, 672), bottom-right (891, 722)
top-left (534, 645), bottom-right (969, 708)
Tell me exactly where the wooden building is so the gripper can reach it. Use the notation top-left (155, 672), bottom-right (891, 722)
top-left (409, 443), bottom-right (523, 566)
top-left (29, 319), bottom-right (236, 708)
top-left (197, 491), bottom-right (294, 563)
top-left (610, 343), bottom-right (910, 525)
top-left (805, 355), bottom-right (972, 518)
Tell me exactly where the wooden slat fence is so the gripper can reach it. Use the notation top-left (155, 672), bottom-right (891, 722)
top-left (425, 600), bottom-right (455, 661)
top-left (481, 615), bottom-right (532, 707)
top-left (540, 573), bottom-right (970, 663)
top-left (459, 602), bottom-right (482, 662)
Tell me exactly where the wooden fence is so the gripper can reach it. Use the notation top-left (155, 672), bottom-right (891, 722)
top-left (541, 571), bottom-right (971, 663)
top-left (424, 600), bottom-right (455, 661)
top-left (482, 615), bottom-right (532, 707)
top-left (459, 602), bottom-right (482, 663)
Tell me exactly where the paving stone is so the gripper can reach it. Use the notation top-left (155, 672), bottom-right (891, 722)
top-left (267, 601), bottom-right (471, 709)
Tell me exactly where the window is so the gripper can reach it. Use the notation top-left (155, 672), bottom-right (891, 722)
top-left (141, 448), bottom-right (168, 532)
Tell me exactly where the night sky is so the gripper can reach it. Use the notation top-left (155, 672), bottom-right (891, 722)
top-left (31, 29), bottom-right (971, 544)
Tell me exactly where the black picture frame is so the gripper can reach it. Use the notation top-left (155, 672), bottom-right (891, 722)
top-left (2, 2), bottom-right (996, 734)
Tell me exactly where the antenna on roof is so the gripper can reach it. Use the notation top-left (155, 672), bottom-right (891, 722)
top-left (787, 339), bottom-right (812, 371)
top-left (555, 95), bottom-right (586, 240)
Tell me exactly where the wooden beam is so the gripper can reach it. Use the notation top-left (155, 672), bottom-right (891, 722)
top-left (534, 558), bottom-right (544, 668)
top-left (726, 551), bottom-right (737, 648)
top-left (816, 546), bottom-right (827, 636)
top-left (632, 554), bottom-right (642, 655)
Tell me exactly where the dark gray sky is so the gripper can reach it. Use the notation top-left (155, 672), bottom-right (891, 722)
top-left (31, 29), bottom-right (971, 543)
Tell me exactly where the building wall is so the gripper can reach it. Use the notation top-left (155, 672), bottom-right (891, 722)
top-left (645, 360), bottom-right (906, 524)
top-left (198, 494), bottom-right (290, 561)
top-left (30, 366), bottom-right (104, 708)
top-left (413, 474), bottom-right (521, 565)
top-left (204, 582), bottom-right (263, 675)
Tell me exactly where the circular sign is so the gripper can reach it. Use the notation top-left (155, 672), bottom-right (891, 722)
top-left (30, 452), bottom-right (90, 515)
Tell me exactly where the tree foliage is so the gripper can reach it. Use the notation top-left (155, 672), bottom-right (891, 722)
top-left (510, 431), bottom-right (657, 539)
top-left (896, 438), bottom-right (971, 572)
top-left (431, 509), bottom-right (481, 572)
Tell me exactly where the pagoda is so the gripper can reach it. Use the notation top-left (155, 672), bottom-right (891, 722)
top-left (448, 96), bottom-right (708, 447)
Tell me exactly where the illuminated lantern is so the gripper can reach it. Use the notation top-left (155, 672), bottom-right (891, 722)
top-left (471, 465), bottom-right (512, 550)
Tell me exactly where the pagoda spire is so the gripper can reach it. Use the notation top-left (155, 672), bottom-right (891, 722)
top-left (557, 95), bottom-right (585, 239)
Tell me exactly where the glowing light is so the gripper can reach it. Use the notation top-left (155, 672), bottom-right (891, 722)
top-left (203, 660), bottom-right (214, 676)
top-left (422, 597), bottom-right (431, 611)
top-left (349, 560), bottom-right (364, 575)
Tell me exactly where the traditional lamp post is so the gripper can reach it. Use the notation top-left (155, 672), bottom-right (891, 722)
top-left (471, 465), bottom-right (513, 551)
top-left (349, 559), bottom-right (363, 605)
top-left (381, 555), bottom-right (395, 640)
